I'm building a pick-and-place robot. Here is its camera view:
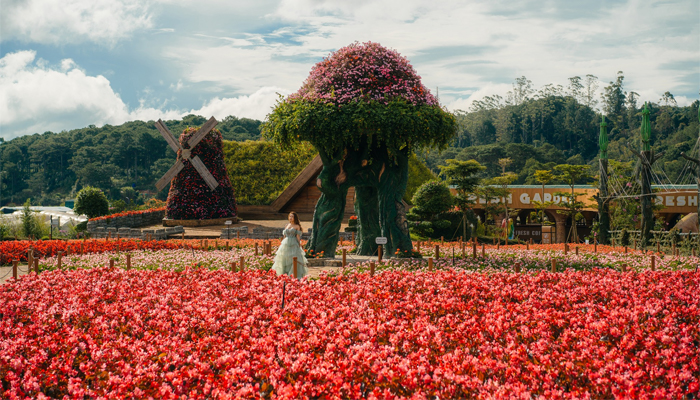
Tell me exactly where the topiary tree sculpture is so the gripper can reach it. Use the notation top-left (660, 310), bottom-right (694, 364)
top-left (263, 42), bottom-right (457, 257)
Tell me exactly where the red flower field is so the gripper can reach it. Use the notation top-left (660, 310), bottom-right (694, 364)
top-left (1, 268), bottom-right (698, 398)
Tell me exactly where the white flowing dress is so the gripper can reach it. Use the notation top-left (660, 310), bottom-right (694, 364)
top-left (272, 228), bottom-right (308, 278)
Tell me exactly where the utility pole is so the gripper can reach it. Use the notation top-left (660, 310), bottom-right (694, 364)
top-left (628, 103), bottom-right (663, 246)
top-left (597, 116), bottom-right (610, 244)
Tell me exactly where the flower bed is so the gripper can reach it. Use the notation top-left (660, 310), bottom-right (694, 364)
top-left (90, 207), bottom-right (167, 222)
top-left (2, 268), bottom-right (698, 398)
top-left (38, 249), bottom-right (274, 272)
top-left (0, 239), bottom-right (282, 264)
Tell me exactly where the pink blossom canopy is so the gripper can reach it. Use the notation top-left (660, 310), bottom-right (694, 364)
top-left (291, 42), bottom-right (438, 106)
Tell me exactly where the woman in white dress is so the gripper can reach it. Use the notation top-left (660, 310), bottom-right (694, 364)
top-left (272, 212), bottom-right (308, 278)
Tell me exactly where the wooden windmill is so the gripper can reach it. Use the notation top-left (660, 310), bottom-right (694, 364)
top-left (154, 117), bottom-right (220, 192)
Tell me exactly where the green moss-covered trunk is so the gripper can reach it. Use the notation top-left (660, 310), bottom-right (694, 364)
top-left (378, 152), bottom-right (411, 257)
top-left (307, 145), bottom-right (413, 258)
top-left (355, 186), bottom-right (380, 255)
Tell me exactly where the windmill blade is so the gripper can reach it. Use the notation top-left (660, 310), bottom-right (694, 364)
top-left (190, 155), bottom-right (219, 191)
top-left (156, 160), bottom-right (185, 191)
top-left (187, 117), bottom-right (218, 149)
top-left (155, 119), bottom-right (181, 153)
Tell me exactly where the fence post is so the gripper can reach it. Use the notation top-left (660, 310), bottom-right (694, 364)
top-left (57, 251), bottom-right (63, 269)
top-left (428, 257), bottom-right (434, 271)
top-left (551, 259), bottom-right (557, 273)
top-left (109, 259), bottom-right (114, 269)
top-left (621, 263), bottom-right (627, 272)
top-left (255, 243), bottom-right (258, 256)
top-left (514, 262), bottom-right (521, 273)
top-left (230, 261), bottom-right (236, 272)
top-left (370, 261), bottom-right (375, 276)
top-left (13, 260), bottom-right (18, 279)
top-left (240, 256), bottom-right (245, 272)
top-left (472, 240), bottom-right (477, 258)
top-left (126, 253), bottom-right (131, 270)
top-left (342, 249), bottom-right (347, 267)
top-left (481, 244), bottom-right (485, 257)
top-left (594, 238), bottom-right (597, 253)
top-left (434, 245), bottom-right (440, 259)
top-left (293, 257), bottom-right (298, 278)
top-left (378, 244), bottom-right (383, 263)
top-left (575, 247), bottom-right (579, 255)
top-left (564, 243), bottom-right (568, 255)
top-left (34, 258), bottom-right (39, 274)
top-left (651, 255), bottom-right (656, 271)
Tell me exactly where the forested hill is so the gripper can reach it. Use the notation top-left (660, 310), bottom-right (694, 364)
top-left (0, 115), bottom-right (262, 206)
top-left (419, 74), bottom-right (699, 185)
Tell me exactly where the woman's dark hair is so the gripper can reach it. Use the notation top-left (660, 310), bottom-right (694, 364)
top-left (289, 212), bottom-right (302, 232)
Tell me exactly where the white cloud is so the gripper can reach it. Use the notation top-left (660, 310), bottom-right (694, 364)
top-left (0, 50), bottom-right (177, 139)
top-left (188, 87), bottom-right (290, 121)
top-left (0, 0), bottom-right (153, 45)
top-left (446, 83), bottom-right (512, 112)
top-left (0, 51), bottom-right (289, 139)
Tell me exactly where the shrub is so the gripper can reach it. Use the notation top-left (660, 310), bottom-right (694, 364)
top-left (407, 181), bottom-right (465, 239)
top-left (75, 187), bottom-right (109, 219)
top-left (409, 181), bottom-right (453, 219)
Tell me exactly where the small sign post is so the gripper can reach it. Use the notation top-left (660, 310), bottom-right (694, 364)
top-left (375, 237), bottom-right (387, 263)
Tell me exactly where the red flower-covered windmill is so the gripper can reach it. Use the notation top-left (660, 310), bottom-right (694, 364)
top-left (154, 117), bottom-right (237, 221)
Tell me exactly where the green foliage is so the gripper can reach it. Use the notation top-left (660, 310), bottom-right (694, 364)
top-left (0, 223), bottom-right (8, 240)
top-left (110, 199), bottom-right (127, 213)
top-left (74, 186), bottom-right (109, 219)
top-left (439, 159), bottom-right (485, 239)
top-left (553, 164), bottom-right (592, 188)
top-left (407, 180), bottom-right (466, 240)
top-left (20, 199), bottom-right (48, 239)
top-left (263, 98), bottom-right (457, 161)
top-left (439, 159), bottom-right (484, 196)
top-left (408, 181), bottom-right (453, 219)
top-left (223, 140), bottom-right (317, 205)
top-left (474, 184), bottom-right (510, 232)
top-left (405, 154), bottom-right (436, 204)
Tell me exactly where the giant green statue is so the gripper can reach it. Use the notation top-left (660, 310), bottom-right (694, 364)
top-left (263, 42), bottom-right (456, 257)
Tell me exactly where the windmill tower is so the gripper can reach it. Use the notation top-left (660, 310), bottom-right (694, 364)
top-left (155, 117), bottom-right (237, 223)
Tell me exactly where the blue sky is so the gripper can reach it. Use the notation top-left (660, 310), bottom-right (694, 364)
top-left (1, 0), bottom-right (698, 140)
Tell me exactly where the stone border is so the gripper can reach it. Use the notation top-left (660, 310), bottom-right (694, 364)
top-left (90, 226), bottom-right (184, 240)
top-left (220, 226), bottom-right (353, 241)
top-left (163, 217), bottom-right (238, 227)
